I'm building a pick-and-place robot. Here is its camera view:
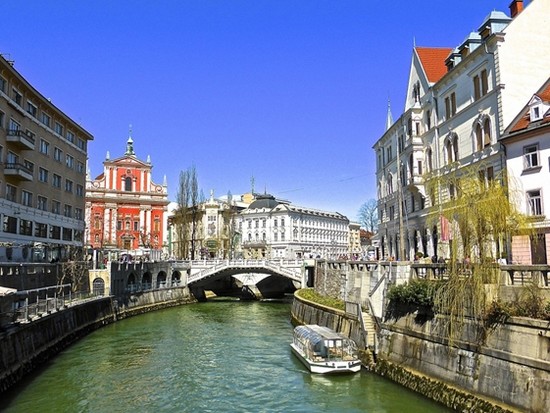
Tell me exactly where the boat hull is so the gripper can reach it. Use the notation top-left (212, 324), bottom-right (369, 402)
top-left (290, 343), bottom-right (361, 374)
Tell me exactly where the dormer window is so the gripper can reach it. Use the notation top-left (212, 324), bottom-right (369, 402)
top-left (527, 95), bottom-right (548, 123)
top-left (531, 105), bottom-right (542, 121)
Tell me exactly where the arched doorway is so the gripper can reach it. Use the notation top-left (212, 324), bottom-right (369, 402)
top-left (156, 271), bottom-right (167, 289)
top-left (127, 273), bottom-right (137, 293)
top-left (142, 272), bottom-right (152, 290)
top-left (172, 270), bottom-right (181, 286)
top-left (92, 278), bottom-right (105, 296)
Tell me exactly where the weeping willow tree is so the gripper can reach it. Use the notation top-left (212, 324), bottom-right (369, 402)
top-left (426, 166), bottom-right (532, 346)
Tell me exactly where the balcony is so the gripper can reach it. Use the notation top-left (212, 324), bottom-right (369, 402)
top-left (242, 240), bottom-right (267, 249)
top-left (4, 162), bottom-right (34, 181)
top-left (407, 174), bottom-right (424, 187)
top-left (6, 129), bottom-right (35, 150)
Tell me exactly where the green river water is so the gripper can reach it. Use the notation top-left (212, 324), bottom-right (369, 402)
top-left (0, 300), bottom-right (452, 412)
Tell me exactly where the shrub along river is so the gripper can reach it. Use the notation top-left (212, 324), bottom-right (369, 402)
top-left (0, 300), bottom-right (452, 412)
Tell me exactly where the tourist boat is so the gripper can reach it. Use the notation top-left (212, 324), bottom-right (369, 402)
top-left (290, 324), bottom-right (361, 374)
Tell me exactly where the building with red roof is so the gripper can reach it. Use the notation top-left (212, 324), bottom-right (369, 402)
top-left (373, 0), bottom-right (550, 262)
top-left (502, 77), bottom-right (550, 263)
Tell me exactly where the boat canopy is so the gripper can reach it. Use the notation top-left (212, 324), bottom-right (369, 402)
top-left (294, 325), bottom-right (352, 346)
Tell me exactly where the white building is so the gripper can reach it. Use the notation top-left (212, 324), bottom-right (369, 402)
top-left (238, 194), bottom-right (350, 260)
top-left (374, 0), bottom-right (550, 261)
top-left (502, 77), bottom-right (550, 264)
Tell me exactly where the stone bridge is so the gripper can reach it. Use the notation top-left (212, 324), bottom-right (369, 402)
top-left (180, 259), bottom-right (306, 301)
top-left (96, 259), bottom-right (308, 301)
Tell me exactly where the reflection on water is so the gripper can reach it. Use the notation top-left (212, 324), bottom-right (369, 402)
top-left (0, 301), bottom-right (452, 413)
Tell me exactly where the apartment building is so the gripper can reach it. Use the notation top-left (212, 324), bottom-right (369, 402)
top-left (0, 54), bottom-right (93, 262)
top-left (502, 77), bottom-right (550, 264)
top-left (373, 0), bottom-right (550, 261)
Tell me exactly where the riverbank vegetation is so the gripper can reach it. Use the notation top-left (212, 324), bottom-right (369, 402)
top-left (296, 288), bottom-right (345, 311)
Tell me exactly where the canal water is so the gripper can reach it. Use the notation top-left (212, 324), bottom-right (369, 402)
top-left (0, 300), bottom-right (452, 412)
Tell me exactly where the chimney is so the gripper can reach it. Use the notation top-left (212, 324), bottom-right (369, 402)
top-left (509, 0), bottom-right (524, 18)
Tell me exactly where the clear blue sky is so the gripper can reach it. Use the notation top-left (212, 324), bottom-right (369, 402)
top-left (1, 0), bottom-right (510, 220)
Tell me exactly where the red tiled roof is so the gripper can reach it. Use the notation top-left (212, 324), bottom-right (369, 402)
top-left (509, 78), bottom-right (550, 133)
top-left (415, 47), bottom-right (452, 83)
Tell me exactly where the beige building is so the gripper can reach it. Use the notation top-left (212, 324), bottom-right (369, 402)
top-left (0, 54), bottom-right (93, 262)
top-left (167, 191), bottom-right (249, 259)
top-left (374, 0), bottom-right (550, 261)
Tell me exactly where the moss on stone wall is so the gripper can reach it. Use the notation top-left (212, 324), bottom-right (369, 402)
top-left (374, 359), bottom-right (514, 413)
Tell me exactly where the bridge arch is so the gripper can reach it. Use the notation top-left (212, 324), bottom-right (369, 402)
top-left (186, 259), bottom-right (305, 300)
top-left (156, 271), bottom-right (167, 288)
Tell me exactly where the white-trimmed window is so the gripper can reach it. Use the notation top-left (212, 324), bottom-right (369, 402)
top-left (53, 174), bottom-right (62, 188)
top-left (386, 173), bottom-right (394, 195)
top-left (445, 92), bottom-right (457, 119)
top-left (523, 144), bottom-right (540, 170)
top-left (54, 147), bottom-right (63, 162)
top-left (13, 88), bottom-right (22, 105)
top-left (38, 167), bottom-right (49, 183)
top-left (527, 190), bottom-right (543, 216)
top-left (51, 200), bottom-right (61, 215)
top-left (9, 118), bottom-right (20, 133)
top-left (475, 118), bottom-right (492, 151)
top-left (473, 69), bottom-right (489, 101)
top-left (66, 154), bottom-right (74, 169)
top-left (39, 139), bottom-right (50, 155)
top-left (21, 190), bottom-right (33, 207)
top-left (426, 148), bottom-right (433, 172)
top-left (41, 113), bottom-right (51, 127)
top-left (37, 196), bottom-right (47, 211)
top-left (65, 179), bottom-right (73, 193)
top-left (0, 76), bottom-right (6, 93)
top-left (54, 122), bottom-right (63, 136)
top-left (445, 134), bottom-right (459, 165)
top-left (66, 130), bottom-right (75, 143)
top-left (64, 204), bottom-right (72, 218)
top-left (26, 101), bottom-right (37, 117)
top-left (6, 184), bottom-right (16, 202)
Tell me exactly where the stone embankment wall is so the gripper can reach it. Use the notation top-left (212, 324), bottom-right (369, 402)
top-left (0, 287), bottom-right (194, 393)
top-left (379, 314), bottom-right (550, 413)
top-left (291, 293), bottom-right (534, 413)
top-left (290, 293), bottom-right (367, 353)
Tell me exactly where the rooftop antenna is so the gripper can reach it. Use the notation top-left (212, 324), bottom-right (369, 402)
top-left (0, 53), bottom-right (15, 66)
top-left (251, 175), bottom-right (255, 194)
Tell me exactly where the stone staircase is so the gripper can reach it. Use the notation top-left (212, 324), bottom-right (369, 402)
top-left (361, 308), bottom-right (378, 349)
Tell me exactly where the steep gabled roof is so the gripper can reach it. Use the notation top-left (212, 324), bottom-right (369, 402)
top-left (507, 77), bottom-right (550, 133)
top-left (415, 47), bottom-right (452, 83)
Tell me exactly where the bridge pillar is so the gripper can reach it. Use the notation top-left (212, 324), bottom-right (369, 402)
top-left (190, 287), bottom-right (207, 302)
